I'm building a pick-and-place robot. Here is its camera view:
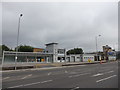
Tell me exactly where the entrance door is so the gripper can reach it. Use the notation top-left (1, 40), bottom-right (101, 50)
top-left (71, 56), bottom-right (75, 62)
top-left (94, 56), bottom-right (100, 61)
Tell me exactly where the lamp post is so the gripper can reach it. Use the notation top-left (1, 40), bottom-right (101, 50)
top-left (64, 48), bottom-right (66, 63)
top-left (15, 14), bottom-right (23, 70)
top-left (95, 35), bottom-right (101, 61)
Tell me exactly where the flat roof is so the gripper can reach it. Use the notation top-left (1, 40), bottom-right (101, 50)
top-left (45, 42), bottom-right (58, 46)
top-left (4, 51), bottom-right (53, 56)
top-left (34, 48), bottom-right (44, 49)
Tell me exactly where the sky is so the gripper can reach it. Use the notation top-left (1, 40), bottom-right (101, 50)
top-left (2, 2), bottom-right (118, 52)
top-left (0, 3), bottom-right (2, 47)
top-left (118, 2), bottom-right (120, 51)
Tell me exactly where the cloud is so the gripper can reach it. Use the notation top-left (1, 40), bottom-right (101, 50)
top-left (2, 2), bottom-right (118, 52)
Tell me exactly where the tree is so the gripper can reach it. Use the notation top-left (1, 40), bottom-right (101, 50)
top-left (67, 48), bottom-right (84, 55)
top-left (1, 45), bottom-right (10, 52)
top-left (0, 45), bottom-right (13, 55)
top-left (15, 45), bottom-right (33, 52)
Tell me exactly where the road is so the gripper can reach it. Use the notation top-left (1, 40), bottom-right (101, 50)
top-left (2, 61), bottom-right (118, 89)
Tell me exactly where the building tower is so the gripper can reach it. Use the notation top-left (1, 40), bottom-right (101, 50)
top-left (45, 43), bottom-right (58, 62)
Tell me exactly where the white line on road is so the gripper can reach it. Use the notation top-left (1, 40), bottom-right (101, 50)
top-left (71, 86), bottom-right (80, 90)
top-left (3, 77), bottom-right (10, 80)
top-left (105, 71), bottom-right (114, 74)
top-left (96, 75), bottom-right (117, 83)
top-left (92, 73), bottom-right (103, 77)
top-left (99, 68), bottom-right (112, 72)
top-left (69, 72), bottom-right (78, 74)
top-left (48, 72), bottom-right (52, 75)
top-left (69, 73), bottom-right (90, 78)
top-left (65, 71), bottom-right (68, 73)
top-left (8, 79), bottom-right (53, 88)
top-left (23, 82), bottom-right (41, 86)
top-left (92, 70), bottom-right (114, 77)
top-left (21, 74), bottom-right (32, 79)
top-left (41, 80), bottom-right (53, 83)
top-left (9, 85), bottom-right (23, 88)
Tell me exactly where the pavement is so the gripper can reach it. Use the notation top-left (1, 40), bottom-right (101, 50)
top-left (1, 60), bottom-right (107, 70)
top-left (1, 61), bottom-right (118, 89)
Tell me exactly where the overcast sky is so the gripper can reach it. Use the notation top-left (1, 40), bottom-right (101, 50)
top-left (2, 2), bottom-right (118, 52)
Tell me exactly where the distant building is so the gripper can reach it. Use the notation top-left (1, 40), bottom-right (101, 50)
top-left (103, 45), bottom-right (112, 53)
top-left (103, 45), bottom-right (116, 61)
top-left (2, 43), bottom-right (117, 64)
top-left (66, 54), bottom-right (97, 62)
top-left (3, 43), bottom-right (66, 63)
top-left (33, 48), bottom-right (44, 52)
top-left (45, 43), bottom-right (66, 62)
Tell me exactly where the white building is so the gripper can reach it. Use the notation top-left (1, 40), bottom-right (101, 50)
top-left (45, 43), bottom-right (66, 62)
top-left (66, 54), bottom-right (83, 62)
top-left (2, 43), bottom-right (116, 63)
top-left (3, 43), bottom-right (66, 63)
top-left (83, 54), bottom-right (95, 62)
top-left (66, 54), bottom-right (96, 62)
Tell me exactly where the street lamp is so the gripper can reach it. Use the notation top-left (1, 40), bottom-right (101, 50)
top-left (15, 14), bottom-right (23, 70)
top-left (95, 35), bottom-right (101, 61)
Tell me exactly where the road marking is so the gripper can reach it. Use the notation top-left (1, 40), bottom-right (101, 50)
top-left (99, 68), bottom-right (112, 72)
top-left (105, 71), bottom-right (114, 74)
top-left (48, 72), bottom-right (52, 75)
top-left (8, 79), bottom-right (53, 88)
top-left (41, 80), bottom-right (53, 83)
top-left (3, 77), bottom-right (10, 80)
top-left (69, 73), bottom-right (90, 78)
top-left (74, 69), bottom-right (92, 74)
top-left (21, 74), bottom-right (32, 79)
top-left (23, 82), bottom-right (41, 86)
top-left (9, 85), bottom-right (23, 88)
top-left (71, 86), bottom-right (79, 90)
top-left (69, 72), bottom-right (78, 74)
top-left (92, 70), bottom-right (114, 77)
top-left (65, 71), bottom-right (68, 73)
top-left (92, 73), bottom-right (103, 77)
top-left (96, 75), bottom-right (117, 83)
top-left (28, 74), bottom-right (32, 76)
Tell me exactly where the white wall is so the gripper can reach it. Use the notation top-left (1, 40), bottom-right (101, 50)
top-left (66, 54), bottom-right (83, 62)
top-left (83, 54), bottom-right (95, 62)
top-left (109, 56), bottom-right (116, 60)
top-left (46, 44), bottom-right (58, 62)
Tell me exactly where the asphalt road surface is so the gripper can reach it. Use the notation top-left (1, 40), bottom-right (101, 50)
top-left (2, 61), bottom-right (118, 89)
